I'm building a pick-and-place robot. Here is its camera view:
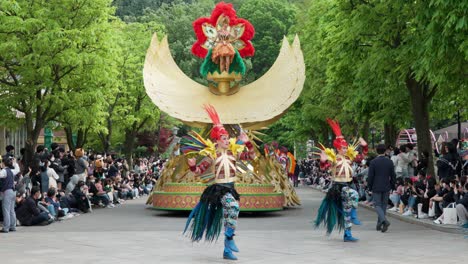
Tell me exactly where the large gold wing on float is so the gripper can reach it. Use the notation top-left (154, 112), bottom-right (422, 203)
top-left (143, 34), bottom-right (305, 130)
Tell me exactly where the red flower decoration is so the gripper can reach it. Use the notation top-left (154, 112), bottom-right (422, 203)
top-left (192, 2), bottom-right (255, 58)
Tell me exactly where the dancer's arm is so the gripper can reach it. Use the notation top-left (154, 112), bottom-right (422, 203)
top-left (238, 132), bottom-right (256, 160)
top-left (188, 157), bottom-right (213, 175)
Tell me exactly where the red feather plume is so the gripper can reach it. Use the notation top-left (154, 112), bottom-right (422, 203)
top-left (203, 104), bottom-right (228, 140)
top-left (326, 118), bottom-right (343, 137)
top-left (326, 118), bottom-right (347, 149)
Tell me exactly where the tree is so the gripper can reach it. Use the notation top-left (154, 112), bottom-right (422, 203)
top-left (238, 0), bottom-right (297, 79)
top-left (298, 0), bottom-right (467, 176)
top-left (113, 0), bottom-right (194, 20)
top-left (138, 0), bottom-right (216, 82)
top-left (0, 0), bottom-right (118, 168)
top-left (105, 21), bottom-right (165, 166)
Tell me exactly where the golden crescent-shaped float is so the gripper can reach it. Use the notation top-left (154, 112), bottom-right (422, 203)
top-left (143, 34), bottom-right (305, 129)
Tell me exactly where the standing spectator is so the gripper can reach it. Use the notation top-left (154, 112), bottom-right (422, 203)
top-left (367, 144), bottom-right (396, 233)
top-left (51, 148), bottom-right (65, 191)
top-left (395, 145), bottom-right (410, 178)
top-left (107, 155), bottom-right (119, 178)
top-left (416, 151), bottom-right (429, 177)
top-left (436, 142), bottom-right (461, 180)
top-left (15, 186), bottom-right (53, 226)
top-left (391, 147), bottom-right (400, 167)
top-left (5, 145), bottom-right (15, 156)
top-left (406, 144), bottom-right (418, 177)
top-left (0, 155), bottom-right (20, 233)
top-left (74, 148), bottom-right (88, 182)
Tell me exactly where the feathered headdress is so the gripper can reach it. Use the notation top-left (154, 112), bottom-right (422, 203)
top-left (204, 104), bottom-right (228, 140)
top-left (326, 118), bottom-right (348, 149)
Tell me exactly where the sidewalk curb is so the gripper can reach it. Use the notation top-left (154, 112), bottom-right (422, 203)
top-left (358, 203), bottom-right (465, 235)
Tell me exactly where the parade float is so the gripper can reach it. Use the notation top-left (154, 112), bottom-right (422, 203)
top-left (143, 2), bottom-right (304, 211)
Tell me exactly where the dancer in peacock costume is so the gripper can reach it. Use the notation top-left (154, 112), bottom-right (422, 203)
top-left (314, 118), bottom-right (368, 242)
top-left (183, 105), bottom-right (255, 260)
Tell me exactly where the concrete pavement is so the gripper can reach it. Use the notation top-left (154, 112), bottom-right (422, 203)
top-left (0, 187), bottom-right (466, 264)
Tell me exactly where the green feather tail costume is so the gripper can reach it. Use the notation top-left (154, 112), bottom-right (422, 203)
top-left (183, 184), bottom-right (240, 242)
top-left (314, 184), bottom-right (345, 234)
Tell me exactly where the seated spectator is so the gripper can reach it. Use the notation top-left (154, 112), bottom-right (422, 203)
top-left (114, 176), bottom-right (133, 200)
top-left (88, 177), bottom-right (113, 208)
top-left (71, 181), bottom-right (91, 213)
top-left (143, 176), bottom-right (156, 195)
top-left (401, 178), bottom-right (417, 216)
top-left (456, 182), bottom-right (468, 228)
top-left (15, 186), bottom-right (54, 226)
top-left (104, 178), bottom-right (120, 204)
top-left (389, 177), bottom-right (404, 211)
top-left (432, 178), bottom-right (457, 224)
top-left (419, 177), bottom-right (438, 217)
top-left (45, 187), bottom-right (70, 219)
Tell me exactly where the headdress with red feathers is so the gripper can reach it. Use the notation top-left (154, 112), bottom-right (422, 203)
top-left (204, 104), bottom-right (228, 141)
top-left (326, 118), bottom-right (348, 149)
top-left (191, 2), bottom-right (255, 58)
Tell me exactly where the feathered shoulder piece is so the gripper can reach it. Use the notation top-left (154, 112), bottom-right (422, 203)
top-left (180, 131), bottom-right (216, 159)
top-left (313, 143), bottom-right (337, 164)
top-left (229, 138), bottom-right (245, 156)
top-left (345, 141), bottom-right (360, 161)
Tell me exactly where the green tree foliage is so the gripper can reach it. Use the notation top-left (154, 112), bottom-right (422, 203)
top-left (238, 0), bottom-right (297, 78)
top-left (137, 0), bottom-right (216, 83)
top-left (292, 0), bottom-right (467, 175)
top-left (113, 0), bottom-right (194, 20)
top-left (102, 21), bottom-right (165, 165)
top-left (0, 0), bottom-right (117, 167)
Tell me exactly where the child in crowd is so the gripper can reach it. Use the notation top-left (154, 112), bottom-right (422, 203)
top-left (389, 177), bottom-right (404, 212)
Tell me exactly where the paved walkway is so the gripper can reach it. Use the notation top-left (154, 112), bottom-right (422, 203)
top-left (1, 187), bottom-right (466, 264)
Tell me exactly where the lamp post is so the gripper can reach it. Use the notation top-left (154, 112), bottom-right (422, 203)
top-left (371, 128), bottom-right (376, 150)
top-left (44, 128), bottom-right (53, 150)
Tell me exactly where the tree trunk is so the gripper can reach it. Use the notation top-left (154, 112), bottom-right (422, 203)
top-left (23, 113), bottom-right (43, 172)
top-left (360, 119), bottom-right (370, 144)
top-left (123, 130), bottom-right (136, 169)
top-left (406, 73), bottom-right (436, 177)
top-left (384, 122), bottom-right (398, 147)
top-left (64, 126), bottom-right (75, 151)
top-left (76, 128), bottom-right (87, 148)
top-left (98, 131), bottom-right (111, 153)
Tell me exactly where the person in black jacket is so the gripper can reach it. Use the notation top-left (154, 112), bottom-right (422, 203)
top-left (15, 186), bottom-right (53, 226)
top-left (368, 144), bottom-right (396, 233)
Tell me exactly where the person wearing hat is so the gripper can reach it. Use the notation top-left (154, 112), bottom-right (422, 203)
top-left (183, 105), bottom-right (256, 260)
top-left (0, 154), bottom-right (20, 233)
top-left (314, 118), bottom-right (368, 242)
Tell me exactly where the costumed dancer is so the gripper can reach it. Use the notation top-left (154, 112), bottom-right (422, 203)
top-left (277, 146), bottom-right (289, 174)
top-left (314, 118), bottom-right (368, 242)
top-left (183, 105), bottom-right (256, 260)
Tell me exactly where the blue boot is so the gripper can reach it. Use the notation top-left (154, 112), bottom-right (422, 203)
top-left (224, 227), bottom-right (239, 252)
top-left (350, 208), bottom-right (362, 225)
top-left (223, 247), bottom-right (238, 260)
top-left (343, 229), bottom-right (359, 242)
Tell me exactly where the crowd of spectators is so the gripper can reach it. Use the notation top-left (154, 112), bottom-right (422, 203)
top-left (0, 143), bottom-right (163, 233)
